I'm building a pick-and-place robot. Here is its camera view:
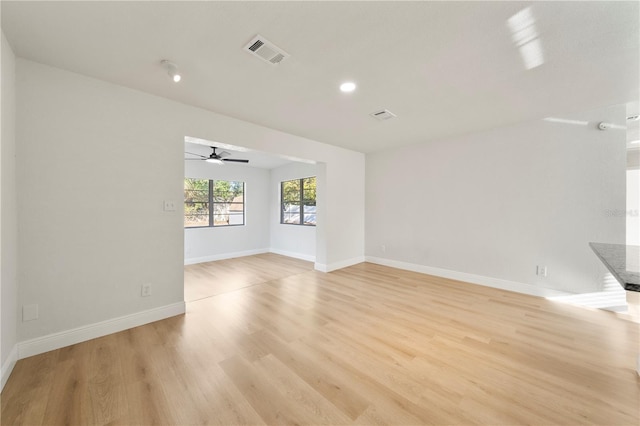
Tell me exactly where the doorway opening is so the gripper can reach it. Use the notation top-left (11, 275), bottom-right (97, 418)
top-left (182, 136), bottom-right (318, 302)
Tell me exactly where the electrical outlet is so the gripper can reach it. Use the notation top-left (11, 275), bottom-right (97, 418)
top-left (536, 265), bottom-right (547, 277)
top-left (163, 200), bottom-right (176, 212)
top-left (381, 245), bottom-right (386, 253)
top-left (141, 284), bottom-right (152, 297)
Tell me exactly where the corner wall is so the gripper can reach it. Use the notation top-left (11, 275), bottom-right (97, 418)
top-left (1, 31), bottom-right (18, 389)
top-left (366, 104), bottom-right (626, 295)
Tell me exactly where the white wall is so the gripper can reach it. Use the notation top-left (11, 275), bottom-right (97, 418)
top-left (184, 160), bottom-right (270, 264)
top-left (17, 60), bottom-right (186, 343)
top-left (366, 105), bottom-right (626, 295)
top-left (270, 162), bottom-right (317, 261)
top-left (627, 169), bottom-right (639, 245)
top-left (16, 59), bottom-right (364, 348)
top-left (1, 31), bottom-right (18, 389)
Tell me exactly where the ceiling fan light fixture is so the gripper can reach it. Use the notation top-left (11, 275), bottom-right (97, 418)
top-left (161, 60), bottom-right (181, 83)
top-left (185, 146), bottom-right (248, 164)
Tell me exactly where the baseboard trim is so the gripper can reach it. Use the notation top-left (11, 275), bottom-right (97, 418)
top-left (315, 256), bottom-right (365, 273)
top-left (269, 248), bottom-right (315, 262)
top-left (365, 256), bottom-right (569, 298)
top-left (17, 302), bottom-right (186, 360)
top-left (1, 344), bottom-right (18, 391)
top-left (184, 248), bottom-right (269, 265)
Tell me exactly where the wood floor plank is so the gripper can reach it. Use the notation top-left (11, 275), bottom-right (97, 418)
top-left (251, 328), bottom-right (371, 421)
top-left (253, 354), bottom-right (353, 425)
top-left (2, 255), bottom-right (638, 425)
top-left (219, 354), bottom-right (318, 425)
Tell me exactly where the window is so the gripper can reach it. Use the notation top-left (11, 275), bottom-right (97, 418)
top-left (281, 176), bottom-right (316, 226)
top-left (184, 178), bottom-right (244, 228)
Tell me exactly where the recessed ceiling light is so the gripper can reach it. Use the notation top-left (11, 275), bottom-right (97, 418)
top-left (340, 82), bottom-right (356, 93)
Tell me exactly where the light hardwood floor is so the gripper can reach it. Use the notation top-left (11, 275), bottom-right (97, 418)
top-left (2, 255), bottom-right (639, 425)
top-left (184, 253), bottom-right (314, 302)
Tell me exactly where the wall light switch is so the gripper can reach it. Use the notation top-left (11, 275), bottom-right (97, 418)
top-left (163, 200), bottom-right (176, 212)
top-left (536, 265), bottom-right (548, 277)
top-left (23, 304), bottom-right (39, 322)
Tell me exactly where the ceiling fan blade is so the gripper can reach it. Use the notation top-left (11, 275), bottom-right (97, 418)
top-left (185, 151), bottom-right (208, 159)
top-left (223, 159), bottom-right (249, 163)
top-left (185, 158), bottom-right (205, 160)
top-left (218, 151), bottom-right (232, 158)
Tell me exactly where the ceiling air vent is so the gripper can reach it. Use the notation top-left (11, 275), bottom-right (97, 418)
top-left (244, 35), bottom-right (290, 65)
top-left (370, 109), bottom-right (397, 121)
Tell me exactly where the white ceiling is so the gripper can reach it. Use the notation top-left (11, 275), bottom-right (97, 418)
top-left (2, 1), bottom-right (638, 153)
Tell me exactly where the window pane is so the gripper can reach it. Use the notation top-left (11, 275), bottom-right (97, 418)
top-left (302, 176), bottom-right (317, 225)
top-left (185, 178), bottom-right (209, 202)
top-left (282, 203), bottom-right (300, 224)
top-left (303, 204), bottom-right (316, 225)
top-left (280, 177), bottom-right (316, 226)
top-left (185, 201), bottom-right (209, 227)
top-left (282, 179), bottom-right (301, 203)
top-left (212, 180), bottom-right (244, 227)
top-left (302, 177), bottom-right (316, 205)
top-left (281, 179), bottom-right (301, 224)
top-left (185, 178), bottom-right (210, 228)
top-left (214, 180), bottom-right (243, 202)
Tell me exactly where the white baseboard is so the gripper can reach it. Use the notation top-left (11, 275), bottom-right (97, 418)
top-left (269, 248), bottom-right (315, 262)
top-left (184, 248), bottom-right (269, 265)
top-left (365, 256), bottom-right (570, 298)
top-left (1, 344), bottom-right (18, 391)
top-left (314, 263), bottom-right (328, 272)
top-left (17, 302), bottom-right (186, 360)
top-left (315, 256), bottom-right (365, 273)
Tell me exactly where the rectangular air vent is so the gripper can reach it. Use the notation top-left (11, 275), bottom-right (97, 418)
top-left (244, 35), bottom-right (289, 65)
top-left (370, 109), bottom-right (397, 121)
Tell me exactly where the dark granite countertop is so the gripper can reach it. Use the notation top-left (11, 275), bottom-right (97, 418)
top-left (589, 243), bottom-right (640, 292)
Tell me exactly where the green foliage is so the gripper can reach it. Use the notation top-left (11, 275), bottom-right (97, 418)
top-left (303, 177), bottom-right (316, 205)
top-left (282, 177), bottom-right (316, 205)
top-left (184, 178), bottom-right (208, 202)
top-left (213, 180), bottom-right (243, 203)
top-left (184, 178), bottom-right (209, 226)
top-left (282, 179), bottom-right (301, 203)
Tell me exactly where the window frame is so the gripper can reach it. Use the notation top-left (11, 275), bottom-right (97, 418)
top-left (184, 179), bottom-right (245, 228)
top-left (280, 176), bottom-right (316, 226)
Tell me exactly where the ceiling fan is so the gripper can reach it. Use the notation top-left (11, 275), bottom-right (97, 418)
top-left (185, 147), bottom-right (249, 165)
